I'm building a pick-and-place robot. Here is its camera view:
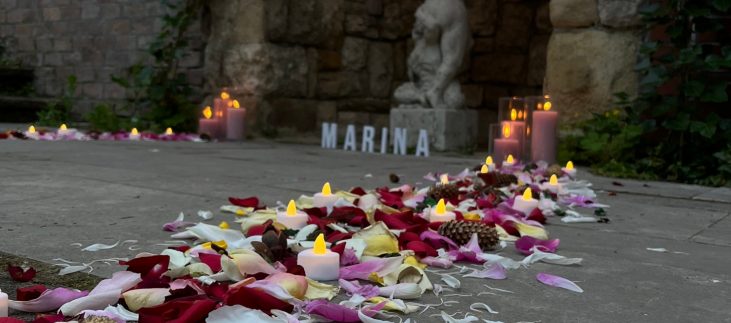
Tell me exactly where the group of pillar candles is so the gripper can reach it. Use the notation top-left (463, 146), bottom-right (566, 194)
top-left (198, 91), bottom-right (247, 140)
top-left (492, 95), bottom-right (558, 164)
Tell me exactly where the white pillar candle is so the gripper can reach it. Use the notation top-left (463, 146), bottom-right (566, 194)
top-left (0, 288), bottom-right (7, 317)
top-left (313, 182), bottom-right (339, 208)
top-left (429, 199), bottom-right (456, 223)
top-left (129, 128), bottom-right (141, 141)
top-left (277, 200), bottom-right (309, 229)
top-left (297, 233), bottom-right (339, 281)
top-left (513, 188), bottom-right (539, 215)
top-left (562, 161), bottom-right (577, 177)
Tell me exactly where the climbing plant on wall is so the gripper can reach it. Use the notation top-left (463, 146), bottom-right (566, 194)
top-left (98, 0), bottom-right (203, 132)
top-left (561, 0), bottom-right (731, 186)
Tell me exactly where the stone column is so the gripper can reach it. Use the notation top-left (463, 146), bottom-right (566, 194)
top-left (545, 0), bottom-right (643, 124)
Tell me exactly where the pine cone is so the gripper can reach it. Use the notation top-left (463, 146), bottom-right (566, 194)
top-left (478, 173), bottom-right (517, 188)
top-left (545, 164), bottom-right (563, 178)
top-left (427, 183), bottom-right (460, 201)
top-left (438, 220), bottom-right (499, 251)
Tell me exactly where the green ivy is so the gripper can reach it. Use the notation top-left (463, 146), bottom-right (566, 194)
top-left (37, 75), bottom-right (77, 127)
top-left (561, 0), bottom-right (731, 186)
top-left (104, 0), bottom-right (203, 132)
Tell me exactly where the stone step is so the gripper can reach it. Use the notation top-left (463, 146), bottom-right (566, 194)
top-left (0, 96), bottom-right (51, 123)
top-left (0, 68), bottom-right (35, 95)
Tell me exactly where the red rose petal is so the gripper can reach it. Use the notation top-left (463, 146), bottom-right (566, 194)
top-left (228, 196), bottom-right (260, 208)
top-left (406, 241), bottom-right (438, 257)
top-left (138, 296), bottom-right (217, 323)
top-left (198, 253), bottom-right (222, 273)
top-left (16, 284), bottom-right (47, 301)
top-left (224, 285), bottom-right (294, 315)
top-left (527, 208), bottom-right (547, 224)
top-left (7, 264), bottom-right (36, 282)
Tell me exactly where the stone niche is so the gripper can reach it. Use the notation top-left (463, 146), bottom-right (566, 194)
top-left (204, 0), bottom-right (552, 147)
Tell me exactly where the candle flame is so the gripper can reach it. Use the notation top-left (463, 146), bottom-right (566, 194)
top-left (440, 174), bottom-right (449, 185)
top-left (527, 126), bottom-right (531, 136)
top-left (502, 124), bottom-right (511, 138)
top-left (550, 174), bottom-right (558, 185)
top-left (218, 221), bottom-right (230, 229)
top-left (28, 125), bottom-right (36, 133)
top-left (165, 127), bottom-right (173, 135)
top-left (480, 164), bottom-right (489, 174)
top-left (286, 200), bottom-right (297, 217)
top-left (506, 154), bottom-right (515, 164)
top-left (537, 103), bottom-right (543, 110)
top-left (313, 233), bottom-right (327, 255)
top-left (510, 109), bottom-right (517, 121)
top-left (522, 187), bottom-right (533, 201)
top-left (59, 124), bottom-right (67, 131)
top-left (544, 101), bottom-right (552, 111)
top-left (131, 128), bottom-right (139, 136)
top-left (518, 110), bottom-right (524, 119)
top-left (435, 199), bottom-right (446, 215)
top-left (485, 156), bottom-right (493, 165)
top-left (220, 91), bottom-right (230, 100)
top-left (566, 161), bottom-right (574, 170)
top-left (232, 100), bottom-right (240, 109)
top-left (203, 106), bottom-right (212, 119)
top-left (321, 182), bottom-right (332, 196)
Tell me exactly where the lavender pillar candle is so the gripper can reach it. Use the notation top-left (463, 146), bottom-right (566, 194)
top-left (530, 101), bottom-right (558, 163)
top-left (226, 100), bottom-right (246, 140)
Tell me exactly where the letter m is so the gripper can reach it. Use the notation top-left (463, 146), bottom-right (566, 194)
top-left (321, 122), bottom-right (338, 149)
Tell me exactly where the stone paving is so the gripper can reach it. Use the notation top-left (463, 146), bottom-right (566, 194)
top-left (1, 139), bottom-right (730, 322)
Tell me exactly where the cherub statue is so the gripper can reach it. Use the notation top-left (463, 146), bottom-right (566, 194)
top-left (394, 0), bottom-right (470, 110)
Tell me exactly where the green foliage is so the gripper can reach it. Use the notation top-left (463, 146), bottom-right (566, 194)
top-left (108, 0), bottom-right (202, 132)
top-left (562, 0), bottom-right (731, 186)
top-left (85, 104), bottom-right (127, 132)
top-left (37, 75), bottom-right (77, 127)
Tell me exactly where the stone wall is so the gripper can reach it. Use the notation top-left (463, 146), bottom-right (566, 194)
top-left (0, 0), bottom-right (205, 115)
top-left (546, 0), bottom-right (642, 123)
top-left (204, 0), bottom-right (551, 143)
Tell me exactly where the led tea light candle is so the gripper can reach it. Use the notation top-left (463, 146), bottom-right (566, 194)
top-left (429, 199), bottom-right (456, 223)
top-left (277, 200), bottom-right (308, 229)
top-left (513, 187), bottom-right (539, 215)
top-left (0, 288), bottom-right (7, 317)
top-left (313, 182), bottom-right (339, 208)
top-left (480, 164), bottom-right (489, 174)
top-left (164, 127), bottom-right (174, 136)
top-left (531, 98), bottom-right (558, 163)
top-left (485, 156), bottom-right (496, 171)
top-left (439, 174), bottom-right (449, 185)
top-left (545, 174), bottom-right (560, 194)
top-left (503, 154), bottom-right (516, 168)
top-left (58, 123), bottom-right (69, 136)
top-left (25, 125), bottom-right (39, 139)
top-left (297, 233), bottom-right (339, 281)
top-left (198, 106), bottom-right (219, 137)
top-left (493, 124), bottom-right (519, 164)
top-left (226, 99), bottom-right (246, 141)
top-left (129, 128), bottom-right (141, 141)
top-left (562, 161), bottom-right (577, 177)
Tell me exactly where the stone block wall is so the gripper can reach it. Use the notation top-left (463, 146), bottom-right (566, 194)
top-left (545, 0), bottom-right (642, 123)
top-left (204, 0), bottom-right (551, 144)
top-left (0, 0), bottom-right (205, 115)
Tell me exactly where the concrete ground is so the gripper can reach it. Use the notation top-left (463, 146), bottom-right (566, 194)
top-left (0, 139), bottom-right (730, 322)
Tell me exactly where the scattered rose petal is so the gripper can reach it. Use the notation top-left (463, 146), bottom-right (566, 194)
top-left (463, 263), bottom-right (507, 280)
top-left (7, 264), bottom-right (36, 282)
top-left (440, 274), bottom-right (460, 288)
top-left (9, 288), bottom-right (89, 312)
top-left (82, 240), bottom-right (120, 251)
top-left (515, 236), bottom-right (560, 255)
top-left (469, 302), bottom-right (499, 314)
top-left (536, 273), bottom-right (583, 293)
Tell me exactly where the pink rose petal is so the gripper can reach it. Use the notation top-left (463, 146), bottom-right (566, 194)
top-left (9, 288), bottom-right (89, 312)
top-left (463, 263), bottom-right (507, 280)
top-left (515, 236), bottom-right (560, 255)
top-left (536, 273), bottom-right (583, 293)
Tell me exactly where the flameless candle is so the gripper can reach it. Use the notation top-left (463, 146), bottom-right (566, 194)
top-left (58, 123), bottom-right (69, 136)
top-left (297, 233), bottom-right (339, 281)
top-left (226, 99), bottom-right (246, 141)
top-left (493, 124), bottom-right (520, 164)
top-left (545, 174), bottom-right (560, 193)
top-left (165, 127), bottom-right (174, 136)
top-left (531, 100), bottom-right (558, 163)
top-left (513, 187), bottom-right (539, 215)
top-left (503, 154), bottom-right (516, 168)
top-left (277, 200), bottom-right (308, 229)
top-left (0, 289), bottom-right (7, 317)
top-left (501, 108), bottom-right (526, 157)
top-left (439, 174), bottom-right (449, 185)
top-left (214, 91), bottom-right (232, 139)
top-left (480, 164), bottom-right (489, 174)
top-left (198, 106), bottom-right (219, 137)
top-left (313, 182), bottom-right (339, 208)
top-left (429, 199), bottom-right (456, 223)
top-left (129, 128), bottom-right (140, 141)
top-left (485, 156), bottom-right (496, 171)
top-left (25, 125), bottom-right (39, 139)
top-left (562, 161), bottom-right (577, 177)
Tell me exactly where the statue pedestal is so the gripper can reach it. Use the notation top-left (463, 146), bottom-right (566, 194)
top-left (390, 107), bottom-right (478, 151)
